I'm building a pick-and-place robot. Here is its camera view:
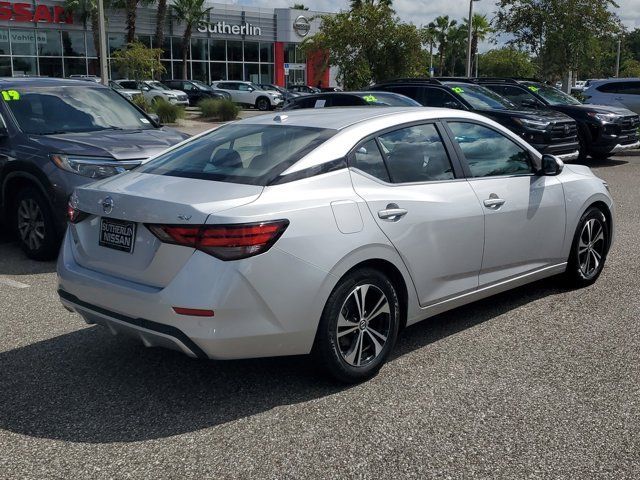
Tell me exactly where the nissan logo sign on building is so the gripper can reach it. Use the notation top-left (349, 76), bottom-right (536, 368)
top-left (293, 15), bottom-right (310, 37)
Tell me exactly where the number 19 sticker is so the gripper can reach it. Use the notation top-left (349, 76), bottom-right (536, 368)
top-left (1, 90), bottom-right (20, 101)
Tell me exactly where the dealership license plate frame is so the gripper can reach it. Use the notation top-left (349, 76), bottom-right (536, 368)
top-left (99, 217), bottom-right (137, 254)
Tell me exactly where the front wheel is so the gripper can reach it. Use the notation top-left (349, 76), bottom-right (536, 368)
top-left (13, 187), bottom-right (59, 260)
top-left (255, 97), bottom-right (270, 111)
top-left (564, 207), bottom-right (610, 287)
top-left (313, 268), bottom-right (400, 383)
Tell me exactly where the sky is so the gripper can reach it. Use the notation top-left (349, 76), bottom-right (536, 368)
top-left (231, 0), bottom-right (640, 53)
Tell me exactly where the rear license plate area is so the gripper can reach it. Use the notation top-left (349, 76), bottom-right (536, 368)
top-left (99, 218), bottom-right (136, 253)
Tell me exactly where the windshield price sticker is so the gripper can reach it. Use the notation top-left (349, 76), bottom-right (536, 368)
top-left (528, 86), bottom-right (540, 92)
top-left (451, 87), bottom-right (465, 94)
top-left (1, 90), bottom-right (20, 101)
top-left (363, 95), bottom-right (378, 103)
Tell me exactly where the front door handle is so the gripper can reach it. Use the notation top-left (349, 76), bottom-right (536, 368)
top-left (378, 203), bottom-right (408, 221)
top-left (483, 197), bottom-right (506, 209)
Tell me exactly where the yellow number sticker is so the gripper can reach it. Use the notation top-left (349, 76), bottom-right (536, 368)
top-left (1, 90), bottom-right (20, 101)
top-left (527, 86), bottom-right (540, 93)
top-left (363, 95), bottom-right (378, 103)
top-left (451, 87), bottom-right (465, 94)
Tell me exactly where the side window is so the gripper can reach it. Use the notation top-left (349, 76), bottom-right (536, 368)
top-left (220, 83), bottom-right (237, 90)
top-left (119, 81), bottom-right (136, 89)
top-left (378, 124), bottom-right (455, 183)
top-left (448, 122), bottom-right (532, 178)
top-left (350, 138), bottom-right (390, 182)
top-left (596, 82), bottom-right (620, 93)
top-left (238, 84), bottom-right (251, 91)
top-left (382, 86), bottom-right (423, 105)
top-left (182, 82), bottom-right (194, 91)
top-left (328, 95), bottom-right (363, 107)
top-left (289, 97), bottom-right (318, 109)
top-left (424, 88), bottom-right (462, 108)
top-left (616, 82), bottom-right (640, 95)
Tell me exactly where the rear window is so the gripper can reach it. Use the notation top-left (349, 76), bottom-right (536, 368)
top-left (137, 124), bottom-right (336, 185)
top-left (361, 93), bottom-right (421, 106)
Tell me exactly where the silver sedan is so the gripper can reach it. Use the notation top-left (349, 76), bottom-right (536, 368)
top-left (57, 107), bottom-right (614, 383)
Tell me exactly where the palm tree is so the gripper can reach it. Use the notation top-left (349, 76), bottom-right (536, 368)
top-left (464, 14), bottom-right (492, 74)
top-left (114, 0), bottom-right (154, 44)
top-left (446, 24), bottom-right (467, 75)
top-left (291, 3), bottom-right (309, 9)
top-left (172, 0), bottom-right (212, 80)
top-left (155, 0), bottom-right (168, 53)
top-left (432, 15), bottom-right (457, 75)
top-left (422, 23), bottom-right (437, 75)
top-left (350, 0), bottom-right (393, 8)
top-left (64, 0), bottom-right (110, 64)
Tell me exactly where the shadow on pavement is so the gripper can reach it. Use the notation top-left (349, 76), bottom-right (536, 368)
top-left (581, 157), bottom-right (629, 168)
top-left (0, 278), bottom-right (567, 444)
top-left (0, 241), bottom-right (57, 275)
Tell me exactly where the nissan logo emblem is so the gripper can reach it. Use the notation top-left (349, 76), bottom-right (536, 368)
top-left (293, 15), bottom-right (310, 37)
top-left (102, 196), bottom-right (114, 214)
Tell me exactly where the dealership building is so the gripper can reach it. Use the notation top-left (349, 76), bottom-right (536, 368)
top-left (0, 1), bottom-right (337, 86)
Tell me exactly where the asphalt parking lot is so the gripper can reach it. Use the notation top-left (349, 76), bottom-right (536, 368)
top-left (1, 154), bottom-right (639, 479)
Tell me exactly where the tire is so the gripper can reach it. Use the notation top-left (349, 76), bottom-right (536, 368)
top-left (12, 187), bottom-right (59, 260)
top-left (255, 97), bottom-right (270, 111)
top-left (313, 268), bottom-right (400, 383)
top-left (577, 129), bottom-right (589, 161)
top-left (564, 206), bottom-right (610, 288)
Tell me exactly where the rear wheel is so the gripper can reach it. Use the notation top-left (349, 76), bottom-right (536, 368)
top-left (13, 187), bottom-right (58, 260)
top-left (313, 268), bottom-right (400, 383)
top-left (564, 207), bottom-right (610, 287)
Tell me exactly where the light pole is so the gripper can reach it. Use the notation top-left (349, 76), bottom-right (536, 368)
top-left (466, 0), bottom-right (480, 78)
top-left (97, 0), bottom-right (109, 85)
top-left (475, 51), bottom-right (479, 77)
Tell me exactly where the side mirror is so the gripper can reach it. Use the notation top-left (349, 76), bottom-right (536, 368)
top-left (148, 113), bottom-right (161, 125)
top-left (540, 154), bottom-right (564, 176)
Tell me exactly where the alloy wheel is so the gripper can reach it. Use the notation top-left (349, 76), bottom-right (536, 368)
top-left (578, 218), bottom-right (606, 279)
top-left (17, 198), bottom-right (46, 251)
top-left (336, 284), bottom-right (391, 367)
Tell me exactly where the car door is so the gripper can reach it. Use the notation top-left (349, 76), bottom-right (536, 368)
top-left (349, 122), bottom-right (485, 306)
top-left (236, 83), bottom-right (255, 105)
top-left (217, 82), bottom-right (239, 102)
top-left (444, 120), bottom-right (566, 287)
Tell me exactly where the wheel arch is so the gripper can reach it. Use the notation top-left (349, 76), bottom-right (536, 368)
top-left (587, 199), bottom-right (613, 251)
top-left (2, 170), bottom-right (50, 215)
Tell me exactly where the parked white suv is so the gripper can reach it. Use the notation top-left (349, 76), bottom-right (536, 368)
top-left (583, 78), bottom-right (640, 114)
top-left (115, 80), bottom-right (189, 106)
top-left (211, 81), bottom-right (283, 110)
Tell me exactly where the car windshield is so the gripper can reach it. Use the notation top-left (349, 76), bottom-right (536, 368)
top-left (446, 83), bottom-right (516, 110)
top-left (522, 82), bottom-right (582, 106)
top-left (146, 81), bottom-right (170, 91)
top-left (138, 124), bottom-right (337, 186)
top-left (360, 92), bottom-right (421, 107)
top-left (5, 86), bottom-right (155, 134)
top-left (191, 80), bottom-right (211, 91)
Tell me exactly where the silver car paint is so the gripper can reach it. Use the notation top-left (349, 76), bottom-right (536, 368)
top-left (58, 108), bottom-right (614, 359)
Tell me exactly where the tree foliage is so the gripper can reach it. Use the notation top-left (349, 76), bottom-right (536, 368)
top-left (291, 3), bottom-right (308, 9)
top-left (478, 47), bottom-right (536, 78)
top-left (494, 0), bottom-right (622, 78)
top-left (111, 42), bottom-right (165, 80)
top-left (301, 3), bottom-right (426, 90)
top-left (172, 0), bottom-right (213, 80)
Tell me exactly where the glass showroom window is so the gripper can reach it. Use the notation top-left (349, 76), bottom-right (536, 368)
top-left (62, 31), bottom-right (86, 57)
top-left (210, 62), bottom-right (226, 81)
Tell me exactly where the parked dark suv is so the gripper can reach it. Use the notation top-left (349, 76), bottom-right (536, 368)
top-left (162, 79), bottom-right (229, 106)
top-left (0, 78), bottom-right (188, 260)
top-left (372, 78), bottom-right (580, 161)
top-left (475, 78), bottom-right (640, 160)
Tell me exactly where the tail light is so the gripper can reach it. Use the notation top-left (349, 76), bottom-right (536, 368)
top-left (146, 220), bottom-right (289, 260)
top-left (67, 197), bottom-right (89, 224)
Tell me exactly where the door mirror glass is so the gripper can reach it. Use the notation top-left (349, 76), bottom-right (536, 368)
top-left (148, 113), bottom-right (161, 125)
top-left (540, 154), bottom-right (564, 176)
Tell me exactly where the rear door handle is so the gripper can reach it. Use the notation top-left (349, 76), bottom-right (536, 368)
top-left (483, 198), bottom-right (506, 208)
top-left (378, 204), bottom-right (408, 221)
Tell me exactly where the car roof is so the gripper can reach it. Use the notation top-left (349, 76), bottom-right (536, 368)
top-left (239, 106), bottom-right (478, 130)
top-left (0, 77), bottom-right (109, 88)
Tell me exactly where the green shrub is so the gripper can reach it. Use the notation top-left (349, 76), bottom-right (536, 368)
top-left (198, 98), bottom-right (240, 121)
top-left (131, 94), bottom-right (150, 113)
top-left (151, 99), bottom-right (185, 124)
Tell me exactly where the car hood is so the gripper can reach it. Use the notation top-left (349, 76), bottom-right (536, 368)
top-left (482, 107), bottom-right (573, 122)
top-left (563, 103), bottom-right (636, 116)
top-left (29, 128), bottom-right (189, 160)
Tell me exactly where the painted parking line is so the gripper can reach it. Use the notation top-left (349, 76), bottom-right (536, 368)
top-left (0, 277), bottom-right (29, 289)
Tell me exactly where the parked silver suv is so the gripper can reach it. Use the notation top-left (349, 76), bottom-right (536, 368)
top-left (583, 78), bottom-right (640, 114)
top-left (211, 81), bottom-right (284, 110)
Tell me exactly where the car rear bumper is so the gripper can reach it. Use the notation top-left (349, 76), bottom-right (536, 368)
top-left (56, 232), bottom-right (333, 360)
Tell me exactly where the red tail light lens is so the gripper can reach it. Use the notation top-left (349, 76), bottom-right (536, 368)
top-left (67, 198), bottom-right (89, 224)
top-left (146, 220), bottom-right (289, 260)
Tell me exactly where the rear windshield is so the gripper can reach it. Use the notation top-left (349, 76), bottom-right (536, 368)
top-left (446, 83), bottom-right (516, 110)
top-left (4, 86), bottom-right (154, 134)
top-left (137, 124), bottom-right (337, 185)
